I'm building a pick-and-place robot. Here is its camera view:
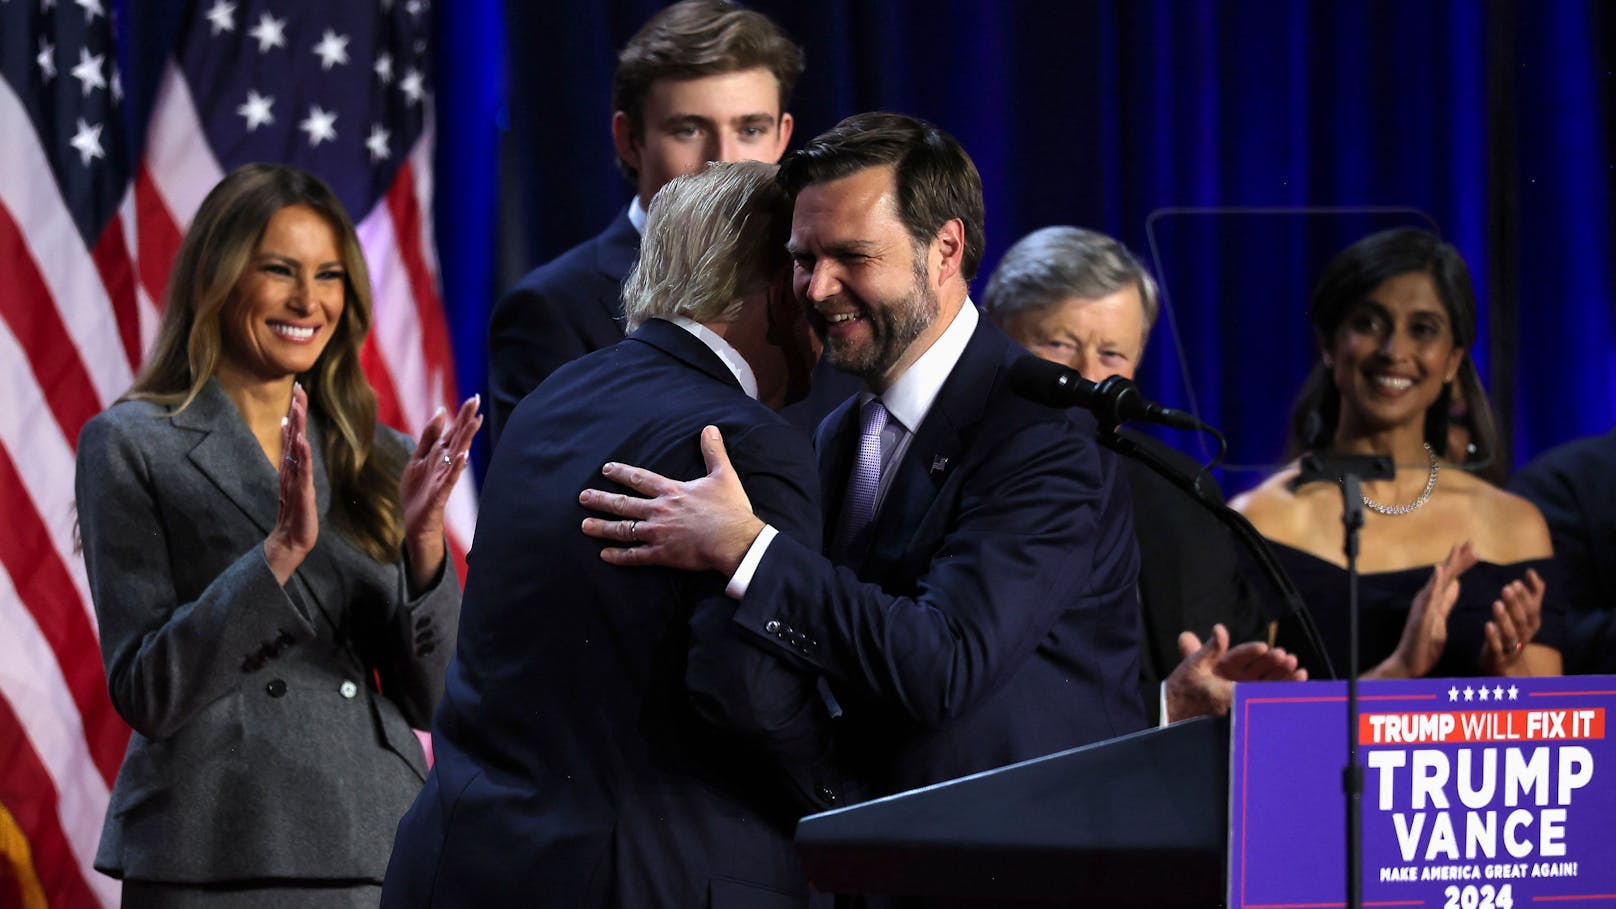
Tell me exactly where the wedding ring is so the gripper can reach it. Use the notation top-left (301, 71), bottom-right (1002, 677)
top-left (1512, 639), bottom-right (1524, 653)
top-left (629, 520), bottom-right (639, 539)
top-left (442, 452), bottom-right (453, 464)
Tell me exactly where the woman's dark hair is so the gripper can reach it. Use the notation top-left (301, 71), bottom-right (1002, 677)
top-left (1288, 227), bottom-right (1503, 479)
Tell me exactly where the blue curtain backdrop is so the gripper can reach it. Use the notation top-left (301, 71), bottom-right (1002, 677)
top-left (121, 1), bottom-right (1616, 491)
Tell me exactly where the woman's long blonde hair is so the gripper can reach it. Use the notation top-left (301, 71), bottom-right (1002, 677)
top-left (125, 163), bottom-right (404, 563)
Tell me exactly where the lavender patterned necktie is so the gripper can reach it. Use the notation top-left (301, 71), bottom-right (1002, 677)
top-left (834, 398), bottom-right (890, 559)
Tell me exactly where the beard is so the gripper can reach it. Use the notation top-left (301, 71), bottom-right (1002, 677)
top-left (818, 254), bottom-right (939, 383)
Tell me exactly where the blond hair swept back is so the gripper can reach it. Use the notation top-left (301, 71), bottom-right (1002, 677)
top-left (622, 160), bottom-right (792, 332)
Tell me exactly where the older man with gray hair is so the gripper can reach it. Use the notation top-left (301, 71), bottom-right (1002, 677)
top-left (984, 225), bottom-right (1284, 724)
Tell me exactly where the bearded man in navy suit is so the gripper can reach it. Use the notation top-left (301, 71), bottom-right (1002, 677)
top-left (384, 161), bottom-right (846, 907)
top-left (582, 113), bottom-right (1147, 796)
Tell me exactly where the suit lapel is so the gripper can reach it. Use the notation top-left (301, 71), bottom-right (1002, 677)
top-left (866, 319), bottom-right (1008, 561)
top-left (595, 208), bottom-right (641, 326)
top-left (175, 379), bottom-right (345, 632)
top-left (174, 380), bottom-right (281, 537)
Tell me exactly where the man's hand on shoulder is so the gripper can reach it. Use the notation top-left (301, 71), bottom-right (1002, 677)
top-left (580, 425), bottom-right (764, 576)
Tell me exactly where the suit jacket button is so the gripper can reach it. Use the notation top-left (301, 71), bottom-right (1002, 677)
top-left (764, 619), bottom-right (782, 634)
top-left (339, 680), bottom-right (358, 699)
top-left (265, 679), bottom-right (287, 698)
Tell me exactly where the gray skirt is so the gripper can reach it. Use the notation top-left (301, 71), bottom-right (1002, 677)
top-left (120, 880), bottom-right (382, 908)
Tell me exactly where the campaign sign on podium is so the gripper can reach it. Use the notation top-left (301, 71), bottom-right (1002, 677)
top-left (1230, 677), bottom-right (1616, 908)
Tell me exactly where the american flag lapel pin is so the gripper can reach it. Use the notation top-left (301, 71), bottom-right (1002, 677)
top-left (929, 455), bottom-right (949, 475)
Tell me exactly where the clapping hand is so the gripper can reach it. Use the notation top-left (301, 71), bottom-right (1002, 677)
top-left (1369, 542), bottom-right (1479, 679)
top-left (1164, 624), bottom-right (1308, 723)
top-left (1480, 569), bottom-right (1547, 676)
top-left (401, 395), bottom-right (481, 591)
top-left (265, 383), bottom-right (317, 585)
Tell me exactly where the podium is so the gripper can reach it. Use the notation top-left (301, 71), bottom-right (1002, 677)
top-left (794, 716), bottom-right (1229, 907)
top-left (797, 678), bottom-right (1616, 908)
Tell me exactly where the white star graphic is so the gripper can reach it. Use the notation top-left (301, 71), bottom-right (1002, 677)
top-left (1478, 686), bottom-right (1490, 701)
top-left (36, 38), bottom-right (55, 81)
top-left (204, 0), bottom-right (235, 35)
top-left (69, 118), bottom-right (104, 166)
top-left (299, 105), bottom-right (337, 146)
top-left (373, 53), bottom-right (394, 84)
top-left (236, 90), bottom-right (274, 131)
top-left (248, 12), bottom-right (286, 52)
top-left (1463, 686), bottom-right (1475, 702)
top-left (74, 0), bottom-right (102, 22)
top-left (312, 29), bottom-right (350, 70)
top-left (400, 68), bottom-right (424, 105)
top-left (1448, 685), bottom-right (1460, 702)
top-left (1508, 685), bottom-right (1519, 700)
top-left (365, 124), bottom-right (391, 162)
top-left (42, 0), bottom-right (59, 9)
top-left (405, 0), bottom-right (424, 17)
top-left (1493, 685), bottom-right (1504, 700)
top-left (70, 47), bottom-right (106, 97)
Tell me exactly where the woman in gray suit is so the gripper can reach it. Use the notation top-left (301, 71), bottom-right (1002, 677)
top-left (74, 163), bottom-right (479, 906)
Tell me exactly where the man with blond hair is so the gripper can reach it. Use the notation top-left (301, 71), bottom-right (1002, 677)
top-left (384, 161), bottom-right (840, 907)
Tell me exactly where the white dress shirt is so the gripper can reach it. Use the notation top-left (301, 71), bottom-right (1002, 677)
top-left (727, 300), bottom-right (981, 597)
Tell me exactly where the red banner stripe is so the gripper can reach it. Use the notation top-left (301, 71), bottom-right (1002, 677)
top-left (133, 165), bottom-right (183, 313)
top-left (360, 336), bottom-right (405, 434)
top-left (87, 214), bottom-right (143, 374)
top-left (0, 205), bottom-right (104, 453)
top-left (384, 161), bottom-right (457, 405)
top-left (0, 699), bottom-right (102, 909)
top-left (0, 447), bottom-right (128, 786)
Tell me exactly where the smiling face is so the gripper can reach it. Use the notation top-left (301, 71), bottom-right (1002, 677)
top-left (1005, 285), bottom-right (1147, 383)
top-left (787, 165), bottom-right (945, 390)
top-left (217, 203), bottom-right (347, 390)
top-left (614, 67), bottom-right (792, 208)
top-left (1327, 270), bottom-right (1464, 439)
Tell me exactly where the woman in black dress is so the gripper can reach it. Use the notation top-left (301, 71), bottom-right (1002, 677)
top-left (1233, 228), bottom-right (1561, 679)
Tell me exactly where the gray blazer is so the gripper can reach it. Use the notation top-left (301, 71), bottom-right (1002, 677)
top-left (75, 379), bottom-right (458, 884)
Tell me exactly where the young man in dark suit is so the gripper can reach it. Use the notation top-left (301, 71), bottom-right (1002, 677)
top-left (485, 0), bottom-right (800, 449)
top-left (582, 114), bottom-right (1148, 796)
top-left (383, 162), bottom-right (844, 907)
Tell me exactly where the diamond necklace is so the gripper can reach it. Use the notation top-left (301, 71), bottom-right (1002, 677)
top-left (1361, 443), bottom-right (1439, 516)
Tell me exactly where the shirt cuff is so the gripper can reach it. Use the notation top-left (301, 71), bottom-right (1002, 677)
top-left (1159, 680), bottom-right (1172, 727)
top-left (725, 524), bottom-right (778, 599)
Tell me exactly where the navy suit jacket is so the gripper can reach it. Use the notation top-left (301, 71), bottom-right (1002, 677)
top-left (735, 317), bottom-right (1145, 795)
top-left (486, 209), bottom-right (639, 450)
top-left (385, 320), bottom-right (845, 908)
top-left (1509, 429), bottom-right (1616, 675)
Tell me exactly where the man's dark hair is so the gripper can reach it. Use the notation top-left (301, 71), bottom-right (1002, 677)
top-left (778, 111), bottom-right (986, 281)
top-left (612, 0), bottom-right (804, 181)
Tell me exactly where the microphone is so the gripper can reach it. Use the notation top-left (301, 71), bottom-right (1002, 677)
top-left (1008, 355), bottom-right (1205, 431)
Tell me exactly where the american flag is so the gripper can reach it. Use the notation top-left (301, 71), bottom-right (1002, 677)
top-left (0, 1), bottom-right (472, 905)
